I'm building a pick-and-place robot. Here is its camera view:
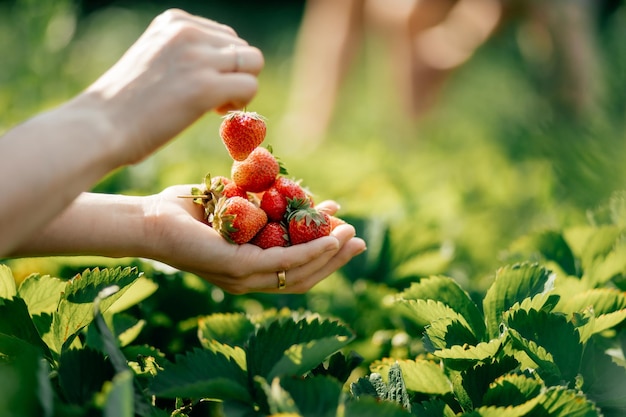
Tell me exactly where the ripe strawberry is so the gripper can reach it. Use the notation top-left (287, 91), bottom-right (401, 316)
top-left (231, 147), bottom-right (282, 193)
top-left (260, 177), bottom-right (309, 222)
top-left (287, 205), bottom-right (332, 245)
top-left (222, 181), bottom-right (248, 199)
top-left (220, 111), bottom-right (267, 161)
top-left (250, 221), bottom-right (290, 249)
top-left (212, 196), bottom-right (268, 244)
top-left (190, 174), bottom-right (231, 221)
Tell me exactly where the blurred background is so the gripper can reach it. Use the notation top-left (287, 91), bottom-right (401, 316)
top-left (1, 0), bottom-right (625, 356)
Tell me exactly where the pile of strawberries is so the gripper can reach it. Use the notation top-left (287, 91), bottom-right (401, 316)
top-left (188, 111), bottom-right (343, 249)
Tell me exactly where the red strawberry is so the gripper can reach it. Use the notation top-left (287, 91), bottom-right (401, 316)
top-left (260, 177), bottom-right (309, 222)
top-left (250, 221), bottom-right (290, 249)
top-left (219, 111), bottom-right (267, 161)
top-left (231, 147), bottom-right (281, 193)
top-left (222, 181), bottom-right (249, 199)
top-left (260, 187), bottom-right (287, 222)
top-left (212, 196), bottom-right (268, 244)
top-left (287, 206), bottom-right (332, 245)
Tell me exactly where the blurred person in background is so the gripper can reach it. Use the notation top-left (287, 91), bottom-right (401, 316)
top-left (279, 0), bottom-right (618, 150)
top-left (0, 8), bottom-right (366, 294)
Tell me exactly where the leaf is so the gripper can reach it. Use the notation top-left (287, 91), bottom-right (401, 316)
top-left (536, 386), bottom-right (601, 417)
top-left (255, 376), bottom-right (301, 416)
top-left (423, 317), bottom-right (479, 352)
top-left (50, 267), bottom-right (141, 354)
top-left (343, 395), bottom-right (411, 417)
top-left (0, 297), bottom-right (52, 360)
top-left (558, 287), bottom-right (626, 316)
top-left (370, 358), bottom-right (453, 395)
top-left (463, 398), bottom-right (540, 417)
top-left (0, 265), bottom-right (16, 299)
top-left (57, 347), bottom-right (115, 405)
top-left (16, 273), bottom-right (65, 316)
top-left (398, 299), bottom-right (476, 339)
top-left (451, 355), bottom-right (520, 411)
top-left (583, 237), bottom-right (626, 287)
top-left (399, 275), bottom-right (486, 340)
top-left (311, 350), bottom-right (364, 384)
top-left (505, 308), bottom-right (582, 385)
top-left (246, 316), bottom-right (353, 380)
top-left (431, 338), bottom-right (504, 362)
top-left (481, 373), bottom-right (543, 407)
top-left (483, 263), bottom-right (555, 339)
top-left (410, 398), bottom-right (457, 417)
top-left (385, 362), bottom-right (411, 411)
top-left (0, 343), bottom-right (49, 417)
top-left (277, 375), bottom-right (343, 417)
top-left (102, 370), bottom-right (134, 417)
top-left (579, 339), bottom-right (626, 416)
top-left (149, 347), bottom-right (250, 401)
top-left (197, 312), bottom-right (255, 348)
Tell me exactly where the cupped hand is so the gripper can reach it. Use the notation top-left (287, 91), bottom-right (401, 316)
top-left (84, 8), bottom-right (265, 166)
top-left (144, 185), bottom-right (367, 294)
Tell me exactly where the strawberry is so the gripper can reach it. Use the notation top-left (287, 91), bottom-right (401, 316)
top-left (220, 111), bottom-right (267, 161)
top-left (190, 174), bottom-right (231, 221)
top-left (287, 205), bottom-right (332, 245)
top-left (222, 181), bottom-right (249, 199)
top-left (260, 177), bottom-right (309, 222)
top-left (212, 196), bottom-right (268, 244)
top-left (250, 221), bottom-right (290, 249)
top-left (231, 147), bottom-right (282, 193)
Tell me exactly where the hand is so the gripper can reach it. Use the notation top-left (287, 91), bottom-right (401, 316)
top-left (83, 8), bottom-right (265, 165)
top-left (145, 185), bottom-right (367, 294)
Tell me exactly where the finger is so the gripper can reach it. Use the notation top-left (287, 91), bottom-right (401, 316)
top-left (219, 44), bottom-right (265, 74)
top-left (209, 73), bottom-right (260, 112)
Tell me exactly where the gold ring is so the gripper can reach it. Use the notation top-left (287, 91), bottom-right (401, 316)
top-left (277, 270), bottom-right (286, 290)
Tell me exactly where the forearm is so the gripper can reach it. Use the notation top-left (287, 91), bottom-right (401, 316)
top-left (0, 99), bottom-right (123, 256)
top-left (8, 192), bottom-right (150, 259)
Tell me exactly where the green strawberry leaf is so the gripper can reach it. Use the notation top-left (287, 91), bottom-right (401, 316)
top-left (462, 398), bottom-right (540, 417)
top-left (246, 315), bottom-right (354, 379)
top-left (535, 386), bottom-right (601, 417)
top-left (583, 235), bottom-right (626, 288)
top-left (398, 298), bottom-right (477, 339)
top-left (580, 339), bottom-right (626, 415)
top-left (0, 264), bottom-right (17, 299)
top-left (50, 267), bottom-right (142, 354)
top-left (149, 347), bottom-right (250, 401)
top-left (274, 375), bottom-right (343, 417)
top-left (483, 263), bottom-right (555, 339)
top-left (482, 373), bottom-right (543, 407)
top-left (197, 312), bottom-right (255, 348)
top-left (255, 376), bottom-right (301, 416)
top-left (101, 370), bottom-right (135, 417)
top-left (17, 273), bottom-right (65, 316)
top-left (371, 359), bottom-right (453, 395)
top-left (0, 296), bottom-right (52, 361)
top-left (557, 288), bottom-right (626, 316)
top-left (399, 275), bottom-right (486, 340)
top-left (504, 308), bottom-right (582, 385)
top-left (423, 317), bottom-right (480, 353)
top-left (344, 395), bottom-right (412, 417)
top-left (57, 347), bottom-right (115, 405)
top-left (449, 355), bottom-right (519, 410)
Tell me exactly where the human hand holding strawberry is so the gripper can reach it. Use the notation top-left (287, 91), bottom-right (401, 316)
top-left (184, 109), bottom-right (362, 254)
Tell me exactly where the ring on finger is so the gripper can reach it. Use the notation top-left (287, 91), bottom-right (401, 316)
top-left (277, 270), bottom-right (286, 290)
